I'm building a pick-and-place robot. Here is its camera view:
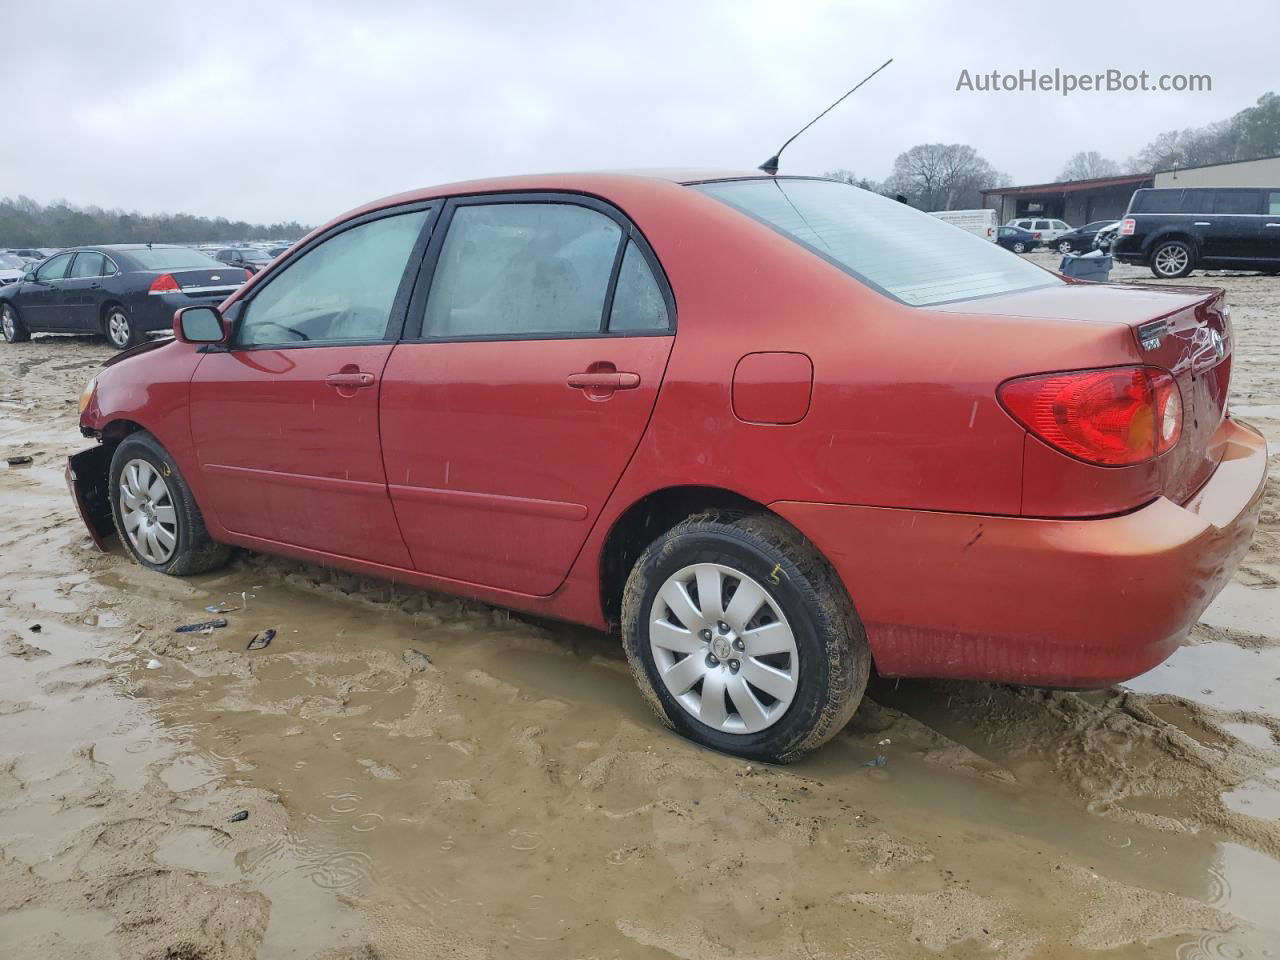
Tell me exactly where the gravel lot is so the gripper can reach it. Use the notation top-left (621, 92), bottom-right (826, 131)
top-left (1, 253), bottom-right (1278, 959)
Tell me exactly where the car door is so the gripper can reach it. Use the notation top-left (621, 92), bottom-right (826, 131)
top-left (62, 251), bottom-right (109, 331)
top-left (1262, 191), bottom-right (1280, 265)
top-left (1201, 188), bottom-right (1264, 261)
top-left (21, 252), bottom-right (75, 329)
top-left (380, 195), bottom-right (676, 596)
top-left (188, 204), bottom-right (435, 564)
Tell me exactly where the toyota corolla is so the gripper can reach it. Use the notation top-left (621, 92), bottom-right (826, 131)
top-left (68, 172), bottom-right (1267, 762)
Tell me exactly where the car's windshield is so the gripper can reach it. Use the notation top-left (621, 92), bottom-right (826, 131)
top-left (695, 178), bottom-right (1060, 307)
top-left (128, 247), bottom-right (224, 270)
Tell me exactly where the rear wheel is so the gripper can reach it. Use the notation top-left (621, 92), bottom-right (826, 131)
top-left (1, 303), bottom-right (29, 343)
top-left (1012, 241), bottom-right (1027, 253)
top-left (104, 304), bottom-right (140, 350)
top-left (1151, 240), bottom-right (1195, 279)
top-left (621, 512), bottom-right (868, 763)
top-left (109, 432), bottom-right (230, 575)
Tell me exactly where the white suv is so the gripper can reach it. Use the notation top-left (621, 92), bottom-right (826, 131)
top-left (1007, 218), bottom-right (1073, 243)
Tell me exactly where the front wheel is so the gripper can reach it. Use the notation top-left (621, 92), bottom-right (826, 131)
top-left (104, 305), bottom-right (140, 350)
top-left (1, 303), bottom-right (29, 343)
top-left (621, 513), bottom-right (869, 763)
top-left (109, 432), bottom-right (231, 575)
top-left (1057, 240), bottom-right (1074, 254)
top-left (1150, 240), bottom-right (1195, 279)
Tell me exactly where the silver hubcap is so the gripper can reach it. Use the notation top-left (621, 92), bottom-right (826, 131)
top-left (1155, 246), bottom-right (1188, 275)
top-left (1059, 242), bottom-right (1071, 253)
top-left (648, 562), bottom-right (799, 734)
top-left (119, 458), bottom-right (178, 564)
top-left (2, 308), bottom-right (14, 341)
top-left (1014, 242), bottom-right (1025, 252)
top-left (108, 310), bottom-right (130, 346)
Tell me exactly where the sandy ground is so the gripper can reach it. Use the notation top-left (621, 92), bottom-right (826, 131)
top-left (1, 255), bottom-right (1279, 959)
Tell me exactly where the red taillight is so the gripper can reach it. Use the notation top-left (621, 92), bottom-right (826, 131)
top-left (148, 273), bottom-right (180, 294)
top-left (1032, 232), bottom-right (1041, 239)
top-left (1120, 218), bottom-right (1136, 236)
top-left (999, 366), bottom-right (1182, 466)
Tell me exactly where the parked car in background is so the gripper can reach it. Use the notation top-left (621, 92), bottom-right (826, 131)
top-left (66, 171), bottom-right (1265, 763)
top-left (1054, 220), bottom-right (1119, 254)
top-left (215, 247), bottom-right (272, 274)
top-left (996, 225), bottom-right (1041, 253)
top-left (1112, 186), bottom-right (1280, 278)
top-left (4, 247), bottom-right (47, 262)
top-left (267, 245), bottom-right (290, 258)
top-left (1092, 221), bottom-right (1122, 253)
top-left (0, 244), bottom-right (248, 349)
top-left (0, 253), bottom-right (29, 285)
top-left (1007, 217), bottom-right (1073, 243)
top-left (928, 208), bottom-right (996, 242)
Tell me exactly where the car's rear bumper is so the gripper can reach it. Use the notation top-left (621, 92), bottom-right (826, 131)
top-left (771, 417), bottom-right (1268, 688)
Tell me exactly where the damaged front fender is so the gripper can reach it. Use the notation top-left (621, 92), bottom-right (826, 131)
top-left (66, 445), bottom-right (115, 551)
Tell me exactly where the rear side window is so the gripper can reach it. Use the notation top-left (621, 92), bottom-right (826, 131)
top-left (609, 241), bottom-right (669, 332)
top-left (237, 209), bottom-right (429, 346)
top-left (1212, 190), bottom-right (1261, 215)
top-left (1034, 220), bottom-right (1050, 230)
top-left (69, 252), bottom-right (107, 278)
top-left (35, 253), bottom-right (72, 281)
top-left (1269, 192), bottom-right (1280, 215)
top-left (130, 248), bottom-right (224, 270)
top-left (1133, 190), bottom-right (1188, 213)
top-left (423, 203), bottom-right (622, 338)
top-left (697, 178), bottom-right (1060, 307)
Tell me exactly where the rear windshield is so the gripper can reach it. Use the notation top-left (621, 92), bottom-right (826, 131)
top-left (127, 248), bottom-right (224, 270)
top-left (695, 178), bottom-right (1059, 307)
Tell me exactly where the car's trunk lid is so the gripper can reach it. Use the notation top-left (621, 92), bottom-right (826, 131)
top-left (936, 280), bottom-right (1232, 507)
top-left (144, 268), bottom-right (245, 299)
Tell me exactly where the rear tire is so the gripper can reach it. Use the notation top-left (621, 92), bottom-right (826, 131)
top-left (104, 304), bottom-right (140, 350)
top-left (1, 303), bottom-right (29, 343)
top-left (1012, 241), bottom-right (1027, 253)
top-left (621, 512), bottom-right (869, 763)
top-left (109, 432), bottom-right (231, 576)
top-left (1057, 240), bottom-right (1073, 254)
top-left (1150, 240), bottom-right (1195, 279)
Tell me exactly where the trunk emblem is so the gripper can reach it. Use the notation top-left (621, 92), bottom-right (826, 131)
top-left (210, 274), bottom-right (221, 281)
top-left (1137, 319), bottom-right (1168, 351)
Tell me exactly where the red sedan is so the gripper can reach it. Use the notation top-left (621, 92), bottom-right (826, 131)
top-left (67, 172), bottom-right (1267, 762)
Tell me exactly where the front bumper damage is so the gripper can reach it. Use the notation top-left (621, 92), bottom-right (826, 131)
top-left (66, 445), bottom-right (115, 550)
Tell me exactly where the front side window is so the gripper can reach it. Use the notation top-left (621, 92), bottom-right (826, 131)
top-left (1034, 220), bottom-right (1051, 231)
top-left (423, 203), bottom-right (622, 338)
top-left (70, 252), bottom-right (107, 278)
top-left (1051, 220), bottom-right (1069, 230)
top-left (697, 178), bottom-right (1060, 307)
top-left (35, 253), bottom-right (72, 281)
top-left (1268, 192), bottom-right (1280, 215)
top-left (237, 209), bottom-right (429, 347)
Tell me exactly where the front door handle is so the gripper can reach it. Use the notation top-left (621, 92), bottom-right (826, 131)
top-left (1193, 221), bottom-right (1212, 226)
top-left (325, 371), bottom-right (375, 388)
top-left (1265, 223), bottom-right (1280, 228)
top-left (567, 372), bottom-right (640, 390)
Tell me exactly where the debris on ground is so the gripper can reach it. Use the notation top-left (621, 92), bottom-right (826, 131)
top-left (174, 618), bottom-right (229, 633)
top-left (228, 810), bottom-right (249, 823)
top-left (204, 604), bottom-right (240, 614)
top-left (28, 623), bottom-right (41, 633)
top-left (247, 629), bottom-right (275, 651)
top-left (145, 659), bottom-right (162, 670)
top-left (402, 648), bottom-right (433, 672)
top-left (5, 455), bottom-right (33, 466)
top-left (864, 755), bottom-right (888, 768)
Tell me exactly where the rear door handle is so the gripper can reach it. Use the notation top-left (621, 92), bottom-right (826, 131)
top-left (1193, 221), bottom-right (1212, 226)
top-left (567, 372), bottom-right (640, 390)
top-left (325, 371), bottom-right (375, 388)
top-left (1265, 223), bottom-right (1280, 228)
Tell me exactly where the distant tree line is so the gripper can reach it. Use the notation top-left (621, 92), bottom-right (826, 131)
top-left (0, 195), bottom-right (310, 247)
top-left (826, 90), bottom-right (1280, 210)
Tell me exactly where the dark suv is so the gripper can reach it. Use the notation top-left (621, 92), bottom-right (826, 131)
top-left (1112, 186), bottom-right (1280, 278)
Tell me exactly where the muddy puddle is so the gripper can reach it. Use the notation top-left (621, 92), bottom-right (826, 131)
top-left (3, 272), bottom-right (1280, 958)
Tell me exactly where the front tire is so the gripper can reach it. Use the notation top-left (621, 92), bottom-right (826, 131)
top-left (1150, 240), bottom-right (1195, 279)
top-left (104, 304), bottom-right (140, 350)
top-left (1, 303), bottom-right (29, 343)
top-left (109, 432), bottom-right (230, 576)
top-left (621, 512), bottom-right (869, 763)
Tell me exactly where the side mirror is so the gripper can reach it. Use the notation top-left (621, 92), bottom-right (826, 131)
top-left (22, 273), bottom-right (35, 282)
top-left (173, 305), bottom-right (228, 344)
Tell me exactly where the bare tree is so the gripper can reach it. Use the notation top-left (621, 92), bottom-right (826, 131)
top-left (822, 168), bottom-right (885, 193)
top-left (1130, 92), bottom-right (1280, 171)
top-left (1057, 151), bottom-right (1121, 181)
top-left (884, 144), bottom-right (1008, 210)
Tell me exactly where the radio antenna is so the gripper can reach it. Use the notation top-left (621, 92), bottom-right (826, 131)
top-left (758, 57), bottom-right (893, 176)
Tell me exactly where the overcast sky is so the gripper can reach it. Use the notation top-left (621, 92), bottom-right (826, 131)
top-left (10, 0), bottom-right (1277, 225)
